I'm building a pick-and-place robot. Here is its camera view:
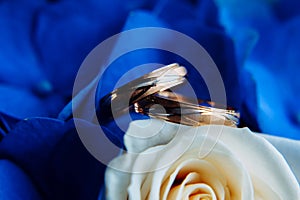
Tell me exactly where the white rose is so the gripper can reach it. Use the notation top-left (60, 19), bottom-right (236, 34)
top-left (105, 119), bottom-right (300, 200)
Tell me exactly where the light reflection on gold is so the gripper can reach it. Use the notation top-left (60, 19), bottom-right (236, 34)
top-left (134, 91), bottom-right (239, 127)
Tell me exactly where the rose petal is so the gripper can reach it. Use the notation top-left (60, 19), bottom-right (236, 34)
top-left (124, 119), bottom-right (186, 153)
top-left (170, 183), bottom-right (216, 200)
top-left (160, 159), bottom-right (223, 200)
top-left (0, 118), bottom-right (105, 199)
top-left (123, 121), bottom-right (254, 199)
top-left (105, 120), bottom-right (300, 199)
top-left (0, 85), bottom-right (64, 119)
top-left (262, 134), bottom-right (300, 184)
top-left (105, 155), bottom-right (137, 200)
top-left (0, 159), bottom-right (42, 200)
top-left (215, 125), bottom-right (300, 198)
top-left (121, 120), bottom-right (300, 199)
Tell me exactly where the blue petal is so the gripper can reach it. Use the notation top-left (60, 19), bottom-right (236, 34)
top-left (0, 1), bottom-right (46, 89)
top-left (152, 0), bottom-right (197, 24)
top-left (196, 0), bottom-right (224, 29)
top-left (0, 117), bottom-right (105, 199)
top-left (0, 85), bottom-right (65, 119)
top-left (244, 17), bottom-right (300, 139)
top-left (246, 62), bottom-right (300, 139)
top-left (0, 160), bottom-right (42, 200)
top-left (273, 0), bottom-right (300, 21)
top-left (33, 0), bottom-right (150, 97)
top-left (153, 0), bottom-right (223, 29)
top-left (0, 112), bottom-right (19, 139)
top-left (48, 119), bottom-right (106, 200)
top-left (215, 0), bottom-right (300, 138)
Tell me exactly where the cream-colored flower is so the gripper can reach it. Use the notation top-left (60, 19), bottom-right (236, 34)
top-left (105, 119), bottom-right (300, 200)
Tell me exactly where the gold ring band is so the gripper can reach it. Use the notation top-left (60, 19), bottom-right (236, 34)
top-left (97, 63), bottom-right (239, 127)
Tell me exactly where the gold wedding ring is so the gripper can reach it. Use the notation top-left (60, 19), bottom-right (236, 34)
top-left (97, 63), bottom-right (239, 127)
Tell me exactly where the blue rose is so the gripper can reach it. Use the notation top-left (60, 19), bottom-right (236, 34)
top-left (215, 0), bottom-right (300, 139)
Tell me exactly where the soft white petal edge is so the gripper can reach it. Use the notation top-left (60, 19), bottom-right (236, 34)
top-left (261, 134), bottom-right (300, 184)
top-left (105, 119), bottom-right (300, 199)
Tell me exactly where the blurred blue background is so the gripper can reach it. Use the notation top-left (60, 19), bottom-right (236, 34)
top-left (0, 0), bottom-right (299, 199)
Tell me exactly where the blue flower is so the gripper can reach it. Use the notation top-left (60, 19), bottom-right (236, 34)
top-left (215, 0), bottom-right (300, 139)
top-left (0, 117), bottom-right (106, 199)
